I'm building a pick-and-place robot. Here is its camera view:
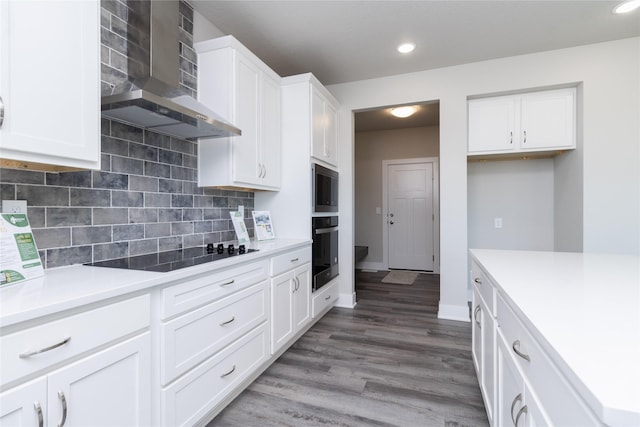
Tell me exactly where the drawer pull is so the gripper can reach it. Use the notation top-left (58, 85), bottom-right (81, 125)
top-left (57, 390), bottom-right (67, 427)
top-left (325, 295), bottom-right (331, 300)
top-left (474, 277), bottom-right (482, 284)
top-left (220, 365), bottom-right (236, 378)
top-left (19, 336), bottom-right (71, 358)
top-left (220, 279), bottom-right (235, 287)
top-left (34, 401), bottom-right (43, 427)
top-left (515, 404), bottom-right (528, 426)
top-left (512, 340), bottom-right (531, 362)
top-left (291, 257), bottom-right (299, 263)
top-left (473, 305), bottom-right (481, 328)
top-left (510, 393), bottom-right (523, 426)
top-left (220, 316), bottom-right (235, 326)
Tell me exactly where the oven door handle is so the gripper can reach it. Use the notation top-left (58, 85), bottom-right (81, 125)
top-left (314, 226), bottom-right (338, 235)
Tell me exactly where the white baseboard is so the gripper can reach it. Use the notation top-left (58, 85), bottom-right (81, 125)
top-left (335, 292), bottom-right (357, 309)
top-left (356, 261), bottom-right (385, 271)
top-left (438, 303), bottom-right (470, 323)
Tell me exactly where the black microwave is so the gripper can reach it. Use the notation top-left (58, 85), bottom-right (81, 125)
top-left (312, 163), bottom-right (338, 213)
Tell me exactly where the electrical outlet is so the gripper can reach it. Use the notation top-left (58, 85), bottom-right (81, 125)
top-left (2, 200), bottom-right (27, 214)
top-left (494, 217), bottom-right (503, 229)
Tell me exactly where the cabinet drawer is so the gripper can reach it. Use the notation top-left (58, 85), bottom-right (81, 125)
top-left (0, 295), bottom-right (150, 386)
top-left (312, 280), bottom-right (338, 318)
top-left (471, 261), bottom-right (495, 316)
top-left (270, 247), bottom-right (311, 277)
top-left (497, 294), bottom-right (598, 425)
top-left (161, 323), bottom-right (269, 427)
top-left (160, 281), bottom-right (269, 385)
top-left (160, 260), bottom-right (268, 319)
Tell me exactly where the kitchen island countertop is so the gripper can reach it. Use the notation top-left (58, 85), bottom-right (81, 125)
top-left (470, 249), bottom-right (640, 426)
top-left (1, 239), bottom-right (310, 329)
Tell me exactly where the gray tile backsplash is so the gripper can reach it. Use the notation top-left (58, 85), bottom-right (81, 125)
top-left (0, 0), bottom-right (254, 269)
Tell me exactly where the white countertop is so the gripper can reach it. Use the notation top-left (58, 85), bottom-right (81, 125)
top-left (470, 249), bottom-right (640, 426)
top-left (0, 239), bottom-right (310, 329)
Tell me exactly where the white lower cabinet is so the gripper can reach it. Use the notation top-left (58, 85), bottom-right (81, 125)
top-left (271, 262), bottom-right (311, 354)
top-left (0, 295), bottom-right (152, 427)
top-left (311, 279), bottom-right (339, 318)
top-left (472, 286), bottom-right (495, 425)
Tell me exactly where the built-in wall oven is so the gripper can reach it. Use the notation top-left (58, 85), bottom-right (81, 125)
top-left (312, 163), bottom-right (338, 213)
top-left (311, 216), bottom-right (338, 292)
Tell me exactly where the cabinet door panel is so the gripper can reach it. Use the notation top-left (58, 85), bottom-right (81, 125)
top-left (47, 333), bottom-right (151, 427)
top-left (324, 101), bottom-right (338, 166)
top-left (471, 288), bottom-right (482, 374)
top-left (260, 74), bottom-right (281, 188)
top-left (497, 334), bottom-right (525, 427)
top-left (271, 271), bottom-right (294, 354)
top-left (0, 0), bottom-right (99, 169)
top-left (311, 88), bottom-right (326, 160)
top-left (232, 53), bottom-right (260, 185)
top-left (520, 90), bottom-right (575, 150)
top-left (468, 96), bottom-right (518, 153)
top-left (0, 378), bottom-right (47, 427)
top-left (293, 264), bottom-right (311, 330)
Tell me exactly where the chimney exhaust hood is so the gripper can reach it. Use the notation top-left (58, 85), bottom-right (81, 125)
top-left (101, 1), bottom-right (240, 140)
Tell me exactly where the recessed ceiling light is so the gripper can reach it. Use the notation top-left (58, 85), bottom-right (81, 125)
top-left (397, 43), bottom-right (416, 54)
top-left (613, 0), bottom-right (640, 13)
top-left (391, 106), bottom-right (417, 118)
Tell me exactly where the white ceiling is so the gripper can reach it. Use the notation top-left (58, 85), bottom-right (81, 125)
top-left (190, 0), bottom-right (640, 130)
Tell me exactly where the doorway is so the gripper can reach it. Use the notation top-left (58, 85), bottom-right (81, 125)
top-left (383, 158), bottom-right (438, 271)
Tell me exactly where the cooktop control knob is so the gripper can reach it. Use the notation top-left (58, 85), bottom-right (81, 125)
top-left (227, 244), bottom-right (235, 254)
top-left (217, 243), bottom-right (224, 254)
top-left (206, 243), bottom-right (214, 253)
top-left (238, 245), bottom-right (246, 254)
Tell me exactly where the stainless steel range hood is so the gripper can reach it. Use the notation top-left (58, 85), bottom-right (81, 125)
top-left (101, 1), bottom-right (240, 140)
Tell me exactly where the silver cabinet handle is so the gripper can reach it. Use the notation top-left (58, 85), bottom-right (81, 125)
top-left (523, 130), bottom-right (527, 144)
top-left (515, 404), bottom-right (528, 426)
top-left (220, 316), bottom-right (235, 326)
top-left (509, 131), bottom-right (513, 144)
top-left (220, 279), bottom-right (235, 287)
top-left (473, 277), bottom-right (482, 285)
top-left (34, 401), bottom-right (43, 427)
top-left (220, 365), bottom-right (236, 378)
top-left (262, 164), bottom-right (267, 178)
top-left (325, 295), bottom-right (331, 300)
top-left (57, 391), bottom-right (67, 427)
top-left (290, 257), bottom-right (299, 263)
top-left (19, 337), bottom-right (71, 358)
top-left (0, 95), bottom-right (4, 128)
top-left (510, 393), bottom-right (523, 426)
top-left (512, 340), bottom-right (531, 362)
top-left (473, 305), bottom-right (481, 328)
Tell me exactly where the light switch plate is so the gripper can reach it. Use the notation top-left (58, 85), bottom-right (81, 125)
top-left (2, 200), bottom-right (27, 213)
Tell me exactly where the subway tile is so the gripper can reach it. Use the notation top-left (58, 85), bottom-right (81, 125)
top-left (26, 207), bottom-right (45, 228)
top-left (182, 208), bottom-right (202, 221)
top-left (183, 233), bottom-right (203, 248)
top-left (46, 171), bottom-right (92, 188)
top-left (203, 232), bottom-right (221, 244)
top-left (130, 238), bottom-right (158, 256)
top-left (144, 131), bottom-right (171, 149)
top-left (183, 153), bottom-right (197, 169)
top-left (101, 153), bottom-right (111, 171)
top-left (159, 236), bottom-right (181, 251)
top-left (194, 195), bottom-right (213, 208)
top-left (145, 222), bottom-right (171, 238)
top-left (130, 142), bottom-right (159, 161)
top-left (111, 121), bottom-right (143, 143)
top-left (219, 231), bottom-right (236, 243)
top-left (33, 227), bottom-right (71, 249)
top-left (17, 185), bottom-right (69, 207)
top-left (109, 49), bottom-right (127, 73)
top-left (129, 208), bottom-right (158, 223)
top-left (93, 242), bottom-right (128, 262)
top-left (92, 171), bottom-right (128, 189)
top-left (47, 245), bottom-right (92, 268)
top-left (101, 0), bottom-right (128, 21)
top-left (101, 135), bottom-right (130, 156)
top-left (212, 219), bottom-right (231, 232)
top-left (171, 221), bottom-right (193, 236)
top-left (72, 226), bottom-right (112, 245)
top-left (109, 13), bottom-right (128, 39)
top-left (100, 27), bottom-right (127, 56)
top-left (47, 207), bottom-right (92, 227)
top-left (170, 138), bottom-right (194, 155)
top-left (112, 156), bottom-right (143, 175)
top-left (112, 190), bottom-right (144, 207)
top-left (144, 161), bottom-right (171, 178)
top-left (159, 179), bottom-right (182, 193)
top-left (70, 188), bottom-right (111, 207)
top-left (172, 194), bottom-right (193, 208)
top-left (159, 149), bottom-right (182, 165)
top-left (203, 208), bottom-right (222, 220)
top-left (194, 220), bottom-right (212, 233)
top-left (129, 175), bottom-right (158, 192)
top-left (159, 208), bottom-right (181, 222)
top-left (171, 165), bottom-right (195, 181)
top-left (144, 192), bottom-right (171, 207)
top-left (93, 207), bottom-right (128, 225)
top-left (113, 224), bottom-right (144, 241)
top-left (0, 183), bottom-right (15, 201)
top-left (212, 196), bottom-right (228, 208)
top-left (100, 63), bottom-right (128, 89)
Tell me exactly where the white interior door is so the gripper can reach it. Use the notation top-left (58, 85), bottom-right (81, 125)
top-left (387, 162), bottom-right (434, 271)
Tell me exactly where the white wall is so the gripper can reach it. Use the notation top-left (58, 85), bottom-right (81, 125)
top-left (193, 10), bottom-right (225, 43)
top-left (328, 37), bottom-right (640, 322)
top-left (468, 159), bottom-right (555, 251)
top-left (355, 126), bottom-right (439, 269)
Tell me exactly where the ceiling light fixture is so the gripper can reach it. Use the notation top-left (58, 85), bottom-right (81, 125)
top-left (391, 106), bottom-right (417, 118)
top-left (397, 42), bottom-right (416, 54)
top-left (613, 0), bottom-right (640, 13)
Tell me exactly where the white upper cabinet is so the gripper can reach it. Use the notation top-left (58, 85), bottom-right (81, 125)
top-left (0, 0), bottom-right (100, 171)
top-left (311, 86), bottom-right (338, 167)
top-left (196, 36), bottom-right (281, 190)
top-left (468, 88), bottom-right (576, 157)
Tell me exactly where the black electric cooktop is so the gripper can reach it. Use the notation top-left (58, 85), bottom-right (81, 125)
top-left (85, 244), bottom-right (258, 272)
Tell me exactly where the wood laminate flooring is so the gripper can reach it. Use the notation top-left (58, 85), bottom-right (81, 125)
top-left (208, 271), bottom-right (489, 427)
